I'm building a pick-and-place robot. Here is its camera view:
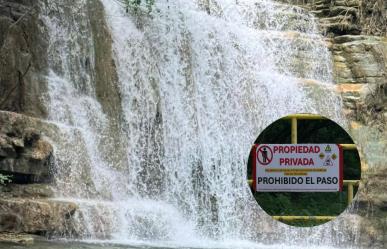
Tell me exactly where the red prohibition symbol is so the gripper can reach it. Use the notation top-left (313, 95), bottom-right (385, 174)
top-left (257, 145), bottom-right (273, 165)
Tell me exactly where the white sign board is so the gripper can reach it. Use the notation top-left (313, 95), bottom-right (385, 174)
top-left (252, 144), bottom-right (343, 192)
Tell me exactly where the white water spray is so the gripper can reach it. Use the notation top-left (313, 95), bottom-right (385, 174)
top-left (39, 0), bottom-right (359, 247)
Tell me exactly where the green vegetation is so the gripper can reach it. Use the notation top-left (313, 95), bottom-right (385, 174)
top-left (0, 173), bottom-right (11, 185)
top-left (122, 0), bottom-right (155, 13)
top-left (249, 118), bottom-right (361, 226)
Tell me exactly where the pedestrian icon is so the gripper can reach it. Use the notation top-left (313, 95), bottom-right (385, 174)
top-left (262, 148), bottom-right (268, 163)
top-left (257, 145), bottom-right (273, 165)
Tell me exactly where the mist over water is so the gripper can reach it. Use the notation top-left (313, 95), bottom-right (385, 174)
top-left (38, 0), bottom-right (358, 247)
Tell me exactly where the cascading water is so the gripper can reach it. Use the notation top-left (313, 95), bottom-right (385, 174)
top-left (38, 0), bottom-right (358, 247)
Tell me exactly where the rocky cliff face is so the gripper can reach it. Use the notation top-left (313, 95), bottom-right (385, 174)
top-left (304, 0), bottom-right (387, 130)
top-left (0, 111), bottom-right (78, 238)
top-left (0, 0), bottom-right (119, 241)
top-left (332, 35), bottom-right (386, 126)
top-left (0, 0), bottom-right (59, 239)
top-left (0, 0), bottom-right (48, 117)
top-left (279, 0), bottom-right (386, 37)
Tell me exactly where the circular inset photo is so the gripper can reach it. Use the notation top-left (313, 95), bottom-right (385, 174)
top-left (247, 114), bottom-right (361, 227)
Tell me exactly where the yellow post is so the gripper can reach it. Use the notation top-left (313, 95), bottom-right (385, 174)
top-left (272, 216), bottom-right (336, 221)
top-left (340, 144), bottom-right (357, 150)
top-left (291, 117), bottom-right (297, 144)
top-left (343, 180), bottom-right (359, 186)
top-left (282, 114), bottom-right (325, 120)
top-left (347, 182), bottom-right (354, 204)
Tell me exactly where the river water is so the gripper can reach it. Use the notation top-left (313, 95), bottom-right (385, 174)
top-left (0, 240), bottom-right (357, 249)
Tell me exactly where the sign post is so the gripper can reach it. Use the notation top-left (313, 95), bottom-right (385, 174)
top-left (252, 144), bottom-right (343, 192)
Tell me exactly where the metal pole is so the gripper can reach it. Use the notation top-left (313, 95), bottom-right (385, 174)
top-left (340, 144), bottom-right (357, 150)
top-left (273, 216), bottom-right (336, 221)
top-left (291, 117), bottom-right (297, 144)
top-left (347, 183), bottom-right (354, 204)
top-left (283, 114), bottom-right (325, 120)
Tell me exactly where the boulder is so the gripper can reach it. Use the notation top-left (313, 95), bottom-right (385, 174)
top-left (0, 198), bottom-right (78, 237)
top-left (0, 111), bottom-right (56, 183)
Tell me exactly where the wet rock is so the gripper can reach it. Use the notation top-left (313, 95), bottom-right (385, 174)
top-left (86, 0), bottom-right (128, 171)
top-left (0, 0), bottom-right (48, 118)
top-left (355, 181), bottom-right (387, 248)
top-left (358, 0), bottom-right (386, 36)
top-left (348, 122), bottom-right (387, 248)
top-left (277, 0), bottom-right (386, 36)
top-left (332, 35), bottom-right (386, 127)
top-left (0, 111), bottom-right (55, 183)
top-left (336, 82), bottom-right (386, 128)
top-left (0, 198), bottom-right (78, 236)
top-left (277, 0), bottom-right (361, 34)
top-left (357, 166), bottom-right (387, 215)
top-left (0, 184), bottom-right (54, 198)
top-left (320, 15), bottom-right (360, 35)
top-left (0, 232), bottom-right (36, 245)
top-left (332, 35), bottom-right (387, 85)
top-left (0, 135), bottom-right (16, 158)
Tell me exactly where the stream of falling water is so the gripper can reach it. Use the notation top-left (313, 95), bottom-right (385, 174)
top-left (39, 0), bottom-right (359, 248)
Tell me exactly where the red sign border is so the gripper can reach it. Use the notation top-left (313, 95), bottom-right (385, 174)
top-left (251, 144), bottom-right (258, 192)
top-left (251, 143), bottom-right (344, 192)
top-left (338, 144), bottom-right (343, 192)
top-left (256, 145), bottom-right (273, 165)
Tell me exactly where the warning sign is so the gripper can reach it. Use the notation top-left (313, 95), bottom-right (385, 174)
top-left (252, 144), bottom-right (343, 192)
top-left (257, 145), bottom-right (273, 165)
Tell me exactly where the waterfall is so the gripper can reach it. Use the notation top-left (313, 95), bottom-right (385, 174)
top-left (39, 0), bottom-right (357, 247)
